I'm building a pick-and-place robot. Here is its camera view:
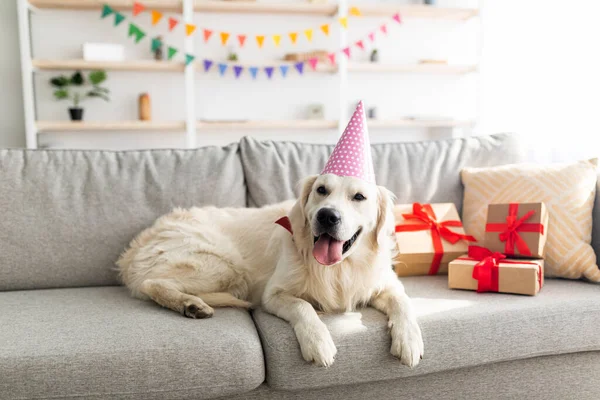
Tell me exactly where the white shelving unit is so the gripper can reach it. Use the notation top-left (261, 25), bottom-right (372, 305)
top-left (18, 0), bottom-right (481, 149)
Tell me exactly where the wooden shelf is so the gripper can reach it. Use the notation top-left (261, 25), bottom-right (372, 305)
top-left (197, 120), bottom-right (338, 130)
top-left (36, 121), bottom-right (185, 132)
top-left (368, 119), bottom-right (474, 128)
top-left (348, 63), bottom-right (477, 74)
top-left (33, 59), bottom-right (184, 72)
top-left (29, 1), bottom-right (478, 19)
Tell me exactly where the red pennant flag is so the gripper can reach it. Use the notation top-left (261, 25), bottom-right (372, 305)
top-left (380, 24), bottom-right (388, 35)
top-left (393, 13), bottom-right (402, 24)
top-left (203, 29), bottom-right (213, 42)
top-left (327, 53), bottom-right (336, 65)
top-left (132, 2), bottom-right (145, 16)
top-left (355, 40), bottom-right (364, 50)
top-left (237, 35), bottom-right (247, 47)
top-left (308, 57), bottom-right (318, 71)
top-left (368, 32), bottom-right (376, 42)
top-left (168, 17), bottom-right (179, 31)
top-left (343, 47), bottom-right (351, 58)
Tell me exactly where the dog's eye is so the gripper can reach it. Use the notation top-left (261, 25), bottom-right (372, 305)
top-left (316, 186), bottom-right (328, 195)
top-left (353, 193), bottom-right (366, 201)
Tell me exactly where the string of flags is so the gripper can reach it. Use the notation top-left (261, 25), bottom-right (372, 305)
top-left (119, 1), bottom-right (361, 48)
top-left (100, 3), bottom-right (402, 79)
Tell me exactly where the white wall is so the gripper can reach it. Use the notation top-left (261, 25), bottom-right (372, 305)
top-left (23, 0), bottom-right (479, 149)
top-left (0, 1), bottom-right (26, 148)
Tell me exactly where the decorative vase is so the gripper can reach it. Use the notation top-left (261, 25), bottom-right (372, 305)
top-left (370, 49), bottom-right (379, 63)
top-left (424, 0), bottom-right (435, 5)
top-left (139, 93), bottom-right (151, 121)
top-left (69, 107), bottom-right (84, 121)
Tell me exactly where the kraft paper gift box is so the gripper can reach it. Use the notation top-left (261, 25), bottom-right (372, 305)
top-left (484, 202), bottom-right (549, 258)
top-left (393, 202), bottom-right (477, 277)
top-left (448, 246), bottom-right (544, 296)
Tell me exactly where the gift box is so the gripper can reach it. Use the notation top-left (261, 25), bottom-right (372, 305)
top-left (448, 246), bottom-right (544, 296)
top-left (484, 202), bottom-right (548, 258)
top-left (393, 203), bottom-right (476, 276)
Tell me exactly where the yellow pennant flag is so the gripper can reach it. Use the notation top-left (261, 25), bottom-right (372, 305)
top-left (339, 17), bottom-right (348, 28)
top-left (304, 29), bottom-right (313, 42)
top-left (272, 34), bottom-right (281, 47)
top-left (349, 7), bottom-right (361, 16)
top-left (220, 32), bottom-right (230, 45)
top-left (289, 32), bottom-right (298, 44)
top-left (256, 35), bottom-right (265, 48)
top-left (151, 10), bottom-right (163, 25)
top-left (185, 24), bottom-right (196, 36)
top-left (320, 24), bottom-right (330, 36)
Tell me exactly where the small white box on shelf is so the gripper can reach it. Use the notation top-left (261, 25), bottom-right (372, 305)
top-left (83, 43), bottom-right (125, 62)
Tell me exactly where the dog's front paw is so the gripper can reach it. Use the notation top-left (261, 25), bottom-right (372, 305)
top-left (389, 316), bottom-right (424, 368)
top-left (294, 321), bottom-right (337, 367)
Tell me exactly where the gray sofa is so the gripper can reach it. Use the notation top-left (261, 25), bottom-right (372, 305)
top-left (1, 133), bottom-right (599, 400)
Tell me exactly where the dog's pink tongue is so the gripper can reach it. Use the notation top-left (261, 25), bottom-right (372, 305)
top-left (313, 235), bottom-right (344, 266)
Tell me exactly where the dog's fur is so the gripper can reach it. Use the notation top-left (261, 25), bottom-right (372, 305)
top-left (117, 174), bottom-right (424, 367)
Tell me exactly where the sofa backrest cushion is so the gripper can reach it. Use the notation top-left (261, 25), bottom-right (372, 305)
top-left (240, 133), bottom-right (525, 210)
top-left (0, 146), bottom-right (245, 291)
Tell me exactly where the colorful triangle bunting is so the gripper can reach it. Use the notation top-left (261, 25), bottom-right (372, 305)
top-left (101, 4), bottom-right (114, 18)
top-left (167, 47), bottom-right (178, 60)
top-left (294, 62), bottom-right (304, 74)
top-left (168, 17), bottom-right (179, 31)
top-left (304, 29), bottom-right (313, 42)
top-left (233, 66), bottom-right (243, 78)
top-left (327, 53), bottom-right (336, 65)
top-left (308, 57), bottom-right (318, 71)
top-left (272, 34), bottom-right (281, 47)
top-left (289, 32), bottom-right (298, 44)
top-left (256, 35), bottom-right (265, 48)
top-left (185, 24), bottom-right (196, 36)
top-left (220, 32), bottom-right (230, 45)
top-left (132, 2), bottom-right (145, 16)
top-left (368, 32), bottom-right (376, 42)
top-left (185, 54), bottom-right (195, 66)
top-left (342, 47), bottom-right (351, 58)
top-left (249, 67), bottom-right (258, 79)
top-left (151, 10), bottom-right (163, 25)
top-left (339, 17), bottom-right (348, 29)
top-left (203, 29), bottom-right (213, 42)
top-left (279, 65), bottom-right (289, 77)
top-left (393, 13), bottom-right (402, 24)
top-left (355, 40), bottom-right (365, 50)
top-left (380, 24), bottom-right (388, 34)
top-left (349, 7), bottom-right (361, 16)
top-left (320, 24), bottom-right (330, 36)
top-left (114, 12), bottom-right (125, 26)
top-left (203, 59), bottom-right (213, 72)
top-left (264, 67), bottom-right (274, 79)
top-left (237, 35), bottom-right (247, 47)
top-left (128, 23), bottom-right (146, 43)
top-left (218, 63), bottom-right (228, 76)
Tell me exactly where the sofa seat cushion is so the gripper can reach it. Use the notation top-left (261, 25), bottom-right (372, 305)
top-left (253, 276), bottom-right (600, 391)
top-left (0, 287), bottom-right (264, 400)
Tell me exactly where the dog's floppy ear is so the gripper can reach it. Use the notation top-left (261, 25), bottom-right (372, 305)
top-left (375, 186), bottom-right (397, 248)
top-left (289, 174), bottom-right (318, 230)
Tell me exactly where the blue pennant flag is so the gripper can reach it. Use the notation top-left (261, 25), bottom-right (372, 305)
top-left (294, 62), bottom-right (304, 74)
top-left (203, 60), bottom-right (213, 72)
top-left (279, 65), bottom-right (289, 77)
top-left (264, 67), bottom-right (274, 79)
top-left (233, 66), bottom-right (243, 78)
top-left (218, 63), bottom-right (228, 76)
top-left (249, 67), bottom-right (259, 79)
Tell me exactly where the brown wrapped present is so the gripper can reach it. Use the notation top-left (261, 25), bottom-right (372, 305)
top-left (448, 246), bottom-right (544, 296)
top-left (393, 203), bottom-right (477, 276)
top-left (484, 203), bottom-right (548, 258)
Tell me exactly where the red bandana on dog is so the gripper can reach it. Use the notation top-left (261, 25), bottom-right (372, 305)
top-left (275, 216), bottom-right (293, 235)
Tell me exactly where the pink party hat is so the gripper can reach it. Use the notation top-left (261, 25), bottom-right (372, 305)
top-left (321, 101), bottom-right (376, 184)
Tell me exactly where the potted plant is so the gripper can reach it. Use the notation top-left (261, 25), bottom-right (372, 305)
top-left (50, 70), bottom-right (110, 121)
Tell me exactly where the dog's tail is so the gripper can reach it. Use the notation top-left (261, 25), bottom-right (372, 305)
top-left (198, 292), bottom-right (253, 309)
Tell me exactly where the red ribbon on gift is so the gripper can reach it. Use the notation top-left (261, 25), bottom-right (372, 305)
top-left (395, 203), bottom-right (477, 275)
top-left (457, 245), bottom-right (543, 293)
top-left (485, 203), bottom-right (544, 256)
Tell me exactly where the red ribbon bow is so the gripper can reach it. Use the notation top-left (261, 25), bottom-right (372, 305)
top-left (485, 203), bottom-right (544, 256)
top-left (458, 245), bottom-right (543, 293)
top-left (395, 203), bottom-right (477, 275)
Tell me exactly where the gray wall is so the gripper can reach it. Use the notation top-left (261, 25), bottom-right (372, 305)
top-left (0, 1), bottom-right (25, 148)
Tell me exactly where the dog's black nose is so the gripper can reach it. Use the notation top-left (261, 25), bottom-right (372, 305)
top-left (317, 208), bottom-right (341, 228)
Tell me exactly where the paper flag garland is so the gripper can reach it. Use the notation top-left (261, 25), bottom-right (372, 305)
top-left (320, 24), bottom-right (330, 36)
top-left (128, 23), bottom-right (146, 43)
top-left (218, 63), bottom-right (227, 76)
top-left (151, 10), bottom-right (163, 25)
top-left (132, 2), bottom-right (145, 16)
top-left (368, 32), bottom-right (376, 42)
top-left (168, 17), bottom-right (178, 31)
top-left (256, 35), bottom-right (265, 48)
top-left (185, 24), bottom-right (196, 36)
top-left (272, 34), bottom-right (281, 47)
top-left (220, 32), bottom-right (230, 45)
top-left (339, 17), bottom-right (348, 29)
top-left (203, 29), bottom-right (213, 42)
top-left (167, 47), bottom-right (177, 60)
top-left (355, 40), bottom-right (365, 50)
top-left (380, 24), bottom-right (388, 34)
top-left (238, 35), bottom-right (247, 47)
top-left (304, 29), bottom-right (313, 42)
top-left (279, 65), bottom-right (289, 77)
top-left (328, 53), bottom-right (336, 65)
top-left (203, 60), bottom-right (213, 71)
top-left (349, 7), bottom-right (361, 16)
top-left (295, 62), bottom-right (304, 74)
top-left (265, 67), bottom-right (274, 79)
top-left (234, 66), bottom-right (243, 78)
top-left (185, 54), bottom-right (195, 66)
top-left (249, 67), bottom-right (258, 79)
top-left (101, 4), bottom-right (113, 18)
top-left (393, 13), bottom-right (402, 24)
top-left (289, 32), bottom-right (298, 44)
top-left (114, 12), bottom-right (125, 26)
top-left (342, 47), bottom-right (351, 58)
top-left (308, 58), bottom-right (318, 71)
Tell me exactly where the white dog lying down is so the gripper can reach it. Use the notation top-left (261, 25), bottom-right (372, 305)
top-left (117, 174), bottom-right (424, 367)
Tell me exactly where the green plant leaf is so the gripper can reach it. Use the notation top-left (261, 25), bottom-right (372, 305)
top-left (93, 87), bottom-right (110, 93)
top-left (50, 76), bottom-right (69, 87)
top-left (70, 71), bottom-right (84, 85)
top-left (89, 70), bottom-right (107, 85)
top-left (87, 91), bottom-right (110, 101)
top-left (53, 89), bottom-right (69, 100)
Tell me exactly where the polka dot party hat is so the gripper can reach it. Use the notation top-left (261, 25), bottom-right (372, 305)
top-left (321, 101), bottom-right (376, 184)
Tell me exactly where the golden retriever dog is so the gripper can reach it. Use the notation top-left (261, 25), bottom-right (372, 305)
top-left (117, 174), bottom-right (424, 367)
